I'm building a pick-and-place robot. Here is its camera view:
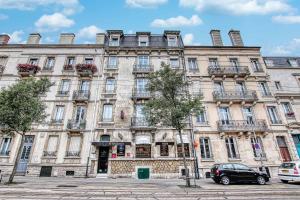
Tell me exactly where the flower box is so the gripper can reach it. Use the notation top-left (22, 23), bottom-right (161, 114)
top-left (286, 112), bottom-right (295, 117)
top-left (75, 64), bottom-right (97, 76)
top-left (17, 64), bottom-right (40, 76)
top-left (63, 64), bottom-right (74, 71)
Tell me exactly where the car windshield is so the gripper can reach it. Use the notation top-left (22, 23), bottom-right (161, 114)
top-left (280, 163), bottom-right (295, 169)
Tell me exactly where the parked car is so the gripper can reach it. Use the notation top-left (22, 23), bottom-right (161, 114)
top-left (210, 163), bottom-right (270, 185)
top-left (278, 161), bottom-right (300, 183)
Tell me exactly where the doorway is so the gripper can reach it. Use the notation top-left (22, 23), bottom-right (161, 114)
top-left (97, 146), bottom-right (109, 174)
top-left (16, 136), bottom-right (34, 175)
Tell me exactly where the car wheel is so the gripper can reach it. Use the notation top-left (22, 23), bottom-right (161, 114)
top-left (281, 180), bottom-right (289, 184)
top-left (221, 176), bottom-right (230, 185)
top-left (257, 176), bottom-right (266, 185)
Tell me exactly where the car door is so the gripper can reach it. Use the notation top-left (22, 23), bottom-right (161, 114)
top-left (233, 164), bottom-right (255, 182)
top-left (221, 164), bottom-right (237, 181)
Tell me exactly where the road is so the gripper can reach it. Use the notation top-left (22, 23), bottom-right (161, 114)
top-left (0, 176), bottom-right (299, 199)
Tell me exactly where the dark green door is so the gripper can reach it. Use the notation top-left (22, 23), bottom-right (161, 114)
top-left (138, 168), bottom-right (150, 179)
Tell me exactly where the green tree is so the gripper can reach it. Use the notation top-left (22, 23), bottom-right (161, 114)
top-left (143, 63), bottom-right (202, 187)
top-left (0, 78), bottom-right (52, 183)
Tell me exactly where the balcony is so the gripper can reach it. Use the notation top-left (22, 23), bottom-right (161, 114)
top-left (72, 90), bottom-right (90, 102)
top-left (208, 66), bottom-right (250, 78)
top-left (65, 151), bottom-right (80, 157)
top-left (43, 151), bottom-right (57, 157)
top-left (0, 150), bottom-right (10, 156)
top-left (67, 120), bottom-right (86, 131)
top-left (132, 88), bottom-right (151, 100)
top-left (217, 120), bottom-right (268, 133)
top-left (50, 118), bottom-right (64, 124)
top-left (132, 64), bottom-right (154, 74)
top-left (213, 90), bottom-right (258, 104)
top-left (75, 64), bottom-right (97, 77)
top-left (131, 117), bottom-right (155, 130)
top-left (17, 64), bottom-right (41, 77)
top-left (63, 64), bottom-right (75, 71)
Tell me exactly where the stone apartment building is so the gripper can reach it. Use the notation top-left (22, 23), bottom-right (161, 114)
top-left (0, 30), bottom-right (299, 179)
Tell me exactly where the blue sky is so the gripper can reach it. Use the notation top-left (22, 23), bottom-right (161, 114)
top-left (0, 0), bottom-right (300, 56)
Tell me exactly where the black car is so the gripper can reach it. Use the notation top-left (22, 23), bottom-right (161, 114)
top-left (210, 163), bottom-right (270, 185)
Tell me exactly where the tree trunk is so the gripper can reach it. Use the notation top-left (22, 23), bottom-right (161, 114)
top-left (8, 134), bottom-right (25, 184)
top-left (178, 129), bottom-right (191, 187)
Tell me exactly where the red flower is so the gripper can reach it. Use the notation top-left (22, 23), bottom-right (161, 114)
top-left (75, 64), bottom-right (97, 74)
top-left (17, 64), bottom-right (41, 73)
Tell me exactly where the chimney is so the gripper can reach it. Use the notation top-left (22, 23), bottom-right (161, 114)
top-left (96, 33), bottom-right (105, 45)
top-left (228, 30), bottom-right (244, 46)
top-left (210, 30), bottom-right (223, 46)
top-left (59, 33), bottom-right (75, 44)
top-left (0, 34), bottom-right (10, 45)
top-left (27, 33), bottom-right (41, 44)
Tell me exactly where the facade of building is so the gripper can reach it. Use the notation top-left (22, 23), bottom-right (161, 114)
top-left (0, 30), bottom-right (299, 179)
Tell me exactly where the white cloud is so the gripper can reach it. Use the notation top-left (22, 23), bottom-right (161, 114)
top-left (179, 0), bottom-right (293, 15)
top-left (8, 30), bottom-right (24, 44)
top-left (268, 38), bottom-right (300, 55)
top-left (78, 25), bottom-right (104, 39)
top-left (0, 14), bottom-right (8, 20)
top-left (183, 33), bottom-right (194, 45)
top-left (151, 15), bottom-right (202, 28)
top-left (35, 13), bottom-right (74, 32)
top-left (272, 15), bottom-right (300, 24)
top-left (126, 0), bottom-right (168, 8)
top-left (0, 0), bottom-right (83, 15)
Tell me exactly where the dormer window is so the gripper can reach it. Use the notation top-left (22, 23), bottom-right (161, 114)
top-left (168, 36), bottom-right (178, 47)
top-left (139, 36), bottom-right (149, 47)
top-left (109, 36), bottom-right (119, 46)
top-left (288, 59), bottom-right (298, 67)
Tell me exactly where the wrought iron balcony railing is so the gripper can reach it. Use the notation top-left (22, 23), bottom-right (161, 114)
top-left (65, 151), bottom-right (80, 157)
top-left (132, 64), bottom-right (154, 73)
top-left (72, 90), bottom-right (90, 102)
top-left (132, 88), bottom-right (151, 99)
top-left (0, 150), bottom-right (10, 156)
top-left (67, 120), bottom-right (86, 131)
top-left (43, 151), bottom-right (57, 157)
top-left (208, 66), bottom-right (250, 77)
top-left (217, 120), bottom-right (268, 133)
top-left (131, 117), bottom-right (155, 130)
top-left (213, 90), bottom-right (258, 103)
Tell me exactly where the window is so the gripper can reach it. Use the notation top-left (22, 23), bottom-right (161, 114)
top-left (288, 59), bottom-right (298, 67)
top-left (199, 137), bottom-right (212, 159)
top-left (275, 81), bottom-right (282, 90)
top-left (196, 110), bottom-right (207, 124)
top-left (236, 81), bottom-right (247, 93)
top-left (67, 136), bottom-right (81, 157)
top-left (138, 55), bottom-right (149, 66)
top-left (219, 107), bottom-right (231, 125)
top-left (44, 57), bottom-right (55, 70)
top-left (251, 58), bottom-right (263, 72)
top-left (108, 56), bottom-right (117, 68)
top-left (214, 81), bottom-right (224, 92)
top-left (160, 143), bottom-right (169, 156)
top-left (209, 58), bottom-right (219, 68)
top-left (136, 144), bottom-right (151, 158)
top-left (139, 36), bottom-right (149, 47)
top-left (250, 137), bottom-right (265, 158)
top-left (177, 144), bottom-right (190, 157)
top-left (29, 58), bottom-right (38, 65)
top-left (230, 58), bottom-right (239, 68)
top-left (168, 36), bottom-right (177, 47)
top-left (0, 137), bottom-right (11, 156)
top-left (117, 143), bottom-right (125, 156)
top-left (102, 104), bottom-right (113, 122)
top-left (109, 37), bottom-right (119, 46)
top-left (84, 57), bottom-right (93, 64)
top-left (267, 106), bottom-right (281, 124)
top-left (170, 58), bottom-right (179, 68)
top-left (74, 106), bottom-right (86, 124)
top-left (45, 136), bottom-right (58, 156)
top-left (259, 82), bottom-right (271, 96)
top-left (264, 59), bottom-right (274, 67)
top-left (59, 79), bottom-right (70, 95)
top-left (276, 136), bottom-right (291, 162)
top-left (105, 78), bottom-right (116, 93)
top-left (0, 56), bottom-right (8, 67)
top-left (242, 107), bottom-right (255, 124)
top-left (80, 80), bottom-right (90, 92)
top-left (225, 137), bottom-right (239, 159)
top-left (188, 58), bottom-right (198, 70)
top-left (66, 57), bottom-right (75, 65)
top-left (282, 102), bottom-right (294, 118)
top-left (53, 105), bottom-right (64, 123)
top-left (136, 78), bottom-right (149, 93)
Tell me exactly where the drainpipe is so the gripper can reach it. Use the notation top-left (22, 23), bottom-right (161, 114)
top-left (85, 48), bottom-right (104, 177)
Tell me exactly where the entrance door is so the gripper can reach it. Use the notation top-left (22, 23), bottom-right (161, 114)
top-left (276, 136), bottom-right (291, 162)
top-left (97, 147), bottom-right (109, 173)
top-left (16, 136), bottom-right (34, 175)
top-left (292, 134), bottom-right (300, 158)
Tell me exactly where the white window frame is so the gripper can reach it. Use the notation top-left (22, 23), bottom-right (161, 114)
top-left (225, 137), bottom-right (239, 159)
top-left (0, 137), bottom-right (11, 156)
top-left (44, 57), bottom-right (55, 70)
top-left (170, 58), bottom-right (179, 68)
top-left (102, 104), bottom-right (113, 122)
top-left (167, 36), bottom-right (178, 47)
top-left (259, 82), bottom-right (271, 96)
top-left (108, 56), bottom-right (117, 68)
top-left (267, 106), bottom-right (281, 124)
top-left (188, 58), bottom-right (198, 70)
top-left (53, 105), bottom-right (65, 123)
top-left (199, 137), bottom-right (213, 159)
top-left (105, 78), bottom-right (116, 93)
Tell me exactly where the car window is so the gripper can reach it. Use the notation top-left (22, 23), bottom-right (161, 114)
top-left (233, 164), bottom-right (250, 170)
top-left (280, 163), bottom-right (295, 169)
top-left (222, 164), bottom-right (234, 170)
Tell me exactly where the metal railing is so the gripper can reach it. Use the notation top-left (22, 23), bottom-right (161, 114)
top-left (132, 88), bottom-right (151, 99)
top-left (57, 90), bottom-right (69, 96)
top-left (131, 117), bottom-right (151, 127)
top-left (208, 66), bottom-right (250, 76)
top-left (65, 151), bottom-right (80, 157)
top-left (132, 64), bottom-right (154, 73)
top-left (63, 64), bottom-right (75, 71)
top-left (0, 151), bottom-right (10, 156)
top-left (67, 120), bottom-right (86, 130)
top-left (213, 90), bottom-right (258, 102)
top-left (218, 120), bottom-right (268, 132)
top-left (43, 151), bottom-right (57, 157)
top-left (72, 90), bottom-right (90, 101)
top-left (228, 153), bottom-right (241, 160)
top-left (50, 118), bottom-right (64, 124)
